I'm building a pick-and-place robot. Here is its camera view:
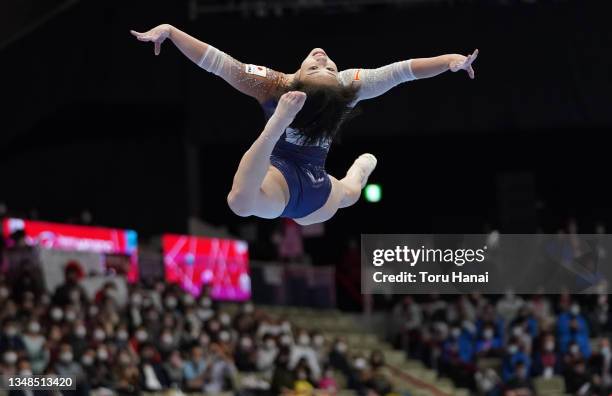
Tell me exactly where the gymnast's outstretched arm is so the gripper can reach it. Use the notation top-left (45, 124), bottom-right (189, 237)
top-left (339, 49), bottom-right (478, 103)
top-left (131, 24), bottom-right (287, 103)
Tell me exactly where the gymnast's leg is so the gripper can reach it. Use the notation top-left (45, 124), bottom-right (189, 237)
top-left (227, 91), bottom-right (307, 218)
top-left (338, 153), bottom-right (378, 208)
top-left (293, 154), bottom-right (377, 225)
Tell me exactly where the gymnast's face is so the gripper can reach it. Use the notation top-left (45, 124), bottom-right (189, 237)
top-left (298, 48), bottom-right (339, 85)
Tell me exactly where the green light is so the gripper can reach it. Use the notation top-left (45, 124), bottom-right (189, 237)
top-left (364, 184), bottom-right (382, 202)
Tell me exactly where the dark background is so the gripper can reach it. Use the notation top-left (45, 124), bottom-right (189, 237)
top-left (1, 1), bottom-right (611, 259)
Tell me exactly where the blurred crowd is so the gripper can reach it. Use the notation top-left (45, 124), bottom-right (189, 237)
top-left (391, 292), bottom-right (612, 396)
top-left (0, 259), bottom-right (396, 396)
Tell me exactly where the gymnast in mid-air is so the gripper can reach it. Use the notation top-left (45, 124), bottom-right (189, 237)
top-left (131, 25), bottom-right (478, 225)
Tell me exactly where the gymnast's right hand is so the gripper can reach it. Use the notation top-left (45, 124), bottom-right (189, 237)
top-left (130, 24), bottom-right (172, 55)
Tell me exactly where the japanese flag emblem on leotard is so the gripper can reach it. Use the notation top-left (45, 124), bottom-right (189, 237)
top-left (245, 64), bottom-right (267, 77)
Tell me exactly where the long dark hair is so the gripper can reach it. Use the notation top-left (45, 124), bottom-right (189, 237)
top-left (286, 78), bottom-right (359, 145)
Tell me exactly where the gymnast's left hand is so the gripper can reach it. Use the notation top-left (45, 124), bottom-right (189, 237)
top-left (449, 49), bottom-right (479, 79)
top-left (130, 24), bottom-right (173, 55)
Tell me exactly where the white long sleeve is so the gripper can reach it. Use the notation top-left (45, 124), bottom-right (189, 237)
top-left (338, 59), bottom-right (416, 105)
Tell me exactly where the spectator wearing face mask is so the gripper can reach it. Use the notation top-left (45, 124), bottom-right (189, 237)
top-left (501, 339), bottom-right (531, 382)
top-left (557, 303), bottom-right (590, 357)
top-left (318, 365), bottom-right (339, 394)
top-left (80, 348), bottom-right (97, 377)
top-left (204, 343), bottom-right (237, 394)
top-left (329, 338), bottom-right (352, 382)
top-left (293, 359), bottom-right (314, 395)
top-left (475, 325), bottom-right (503, 358)
top-left (256, 334), bottom-right (279, 374)
top-left (564, 359), bottom-right (591, 395)
top-left (66, 321), bottom-right (88, 357)
top-left (114, 349), bottom-right (140, 395)
top-left (158, 328), bottom-right (178, 357)
top-left (310, 331), bottom-right (327, 364)
top-left (21, 320), bottom-right (48, 374)
top-left (350, 355), bottom-right (371, 394)
top-left (234, 334), bottom-right (257, 371)
top-left (1, 349), bottom-right (19, 375)
top-left (271, 348), bottom-right (295, 395)
top-left (129, 326), bottom-right (149, 353)
top-left (0, 319), bottom-right (26, 353)
top-left (289, 330), bottom-right (321, 381)
top-left (504, 361), bottom-right (534, 396)
top-left (589, 294), bottom-right (611, 337)
top-left (184, 345), bottom-right (208, 392)
top-left (163, 350), bottom-right (185, 388)
top-left (365, 350), bottom-right (393, 396)
top-left (443, 326), bottom-right (474, 364)
top-left (588, 338), bottom-right (612, 389)
top-left (532, 334), bottom-right (560, 378)
top-left (138, 343), bottom-right (169, 392)
top-left (91, 344), bottom-right (114, 391)
top-left (52, 262), bottom-right (88, 307)
top-left (53, 343), bottom-right (89, 395)
top-left (474, 367), bottom-right (502, 396)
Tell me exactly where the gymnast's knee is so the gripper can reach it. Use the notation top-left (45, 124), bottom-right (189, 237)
top-left (226, 189), bottom-right (254, 217)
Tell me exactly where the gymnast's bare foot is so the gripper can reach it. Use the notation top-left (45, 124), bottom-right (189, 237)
top-left (272, 91), bottom-right (307, 128)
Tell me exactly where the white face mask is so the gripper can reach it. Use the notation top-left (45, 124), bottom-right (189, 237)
top-left (219, 331), bottom-right (230, 342)
top-left (82, 355), bottom-right (94, 366)
top-left (602, 346), bottom-right (611, 357)
top-left (336, 342), bottom-right (347, 353)
top-left (243, 303), bottom-right (254, 314)
top-left (197, 308), bottom-right (214, 321)
top-left (131, 294), bottom-right (142, 306)
top-left (512, 327), bottom-right (524, 337)
top-left (544, 341), bottom-right (555, 352)
top-left (508, 345), bottom-right (518, 354)
top-left (117, 330), bottom-right (129, 341)
top-left (19, 369), bottom-right (33, 376)
top-left (165, 297), bottom-right (178, 309)
top-left (220, 314), bottom-right (231, 326)
top-left (88, 306), bottom-right (99, 317)
top-left (162, 334), bottom-right (174, 345)
top-left (354, 358), bottom-right (367, 370)
top-left (313, 335), bottom-right (325, 347)
top-left (136, 330), bottom-right (148, 342)
top-left (65, 311), bottom-right (77, 322)
top-left (97, 349), bottom-right (109, 361)
top-left (280, 335), bottom-right (292, 346)
top-left (51, 308), bottom-right (63, 321)
top-left (265, 339), bottom-right (276, 349)
top-left (5, 326), bottom-right (17, 336)
top-left (241, 337), bottom-right (253, 349)
top-left (93, 329), bottom-right (106, 341)
top-left (75, 326), bottom-right (87, 338)
top-left (483, 329), bottom-right (494, 340)
top-left (29, 322), bottom-right (41, 334)
top-left (0, 287), bottom-right (9, 298)
top-left (570, 304), bottom-right (580, 316)
top-left (298, 334), bottom-right (311, 346)
top-left (60, 352), bottom-right (73, 363)
top-left (4, 351), bottom-right (18, 364)
top-left (570, 344), bottom-right (580, 355)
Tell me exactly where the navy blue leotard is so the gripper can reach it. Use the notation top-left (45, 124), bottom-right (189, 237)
top-left (262, 99), bottom-right (332, 219)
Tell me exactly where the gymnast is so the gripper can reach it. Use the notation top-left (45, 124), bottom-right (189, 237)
top-left (131, 25), bottom-right (478, 225)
